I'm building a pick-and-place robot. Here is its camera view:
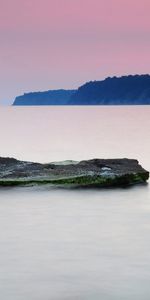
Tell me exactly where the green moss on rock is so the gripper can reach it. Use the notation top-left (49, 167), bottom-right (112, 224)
top-left (0, 171), bottom-right (148, 188)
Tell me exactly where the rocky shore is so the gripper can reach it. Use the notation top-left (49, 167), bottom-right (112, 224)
top-left (0, 157), bottom-right (149, 188)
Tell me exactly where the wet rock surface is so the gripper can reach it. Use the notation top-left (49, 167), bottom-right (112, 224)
top-left (0, 157), bottom-right (149, 188)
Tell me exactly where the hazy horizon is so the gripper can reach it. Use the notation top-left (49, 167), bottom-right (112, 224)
top-left (0, 0), bottom-right (150, 104)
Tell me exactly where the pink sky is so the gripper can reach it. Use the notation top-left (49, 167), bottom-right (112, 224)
top-left (0, 0), bottom-right (150, 103)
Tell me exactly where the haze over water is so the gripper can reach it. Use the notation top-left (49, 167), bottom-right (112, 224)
top-left (0, 106), bottom-right (150, 299)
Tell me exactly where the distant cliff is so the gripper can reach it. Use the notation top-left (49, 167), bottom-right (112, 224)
top-left (13, 75), bottom-right (150, 105)
top-left (70, 75), bottom-right (150, 105)
top-left (13, 90), bottom-right (76, 105)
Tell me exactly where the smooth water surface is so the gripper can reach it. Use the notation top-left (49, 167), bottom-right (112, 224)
top-left (0, 106), bottom-right (150, 299)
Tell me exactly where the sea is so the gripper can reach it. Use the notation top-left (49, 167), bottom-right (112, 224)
top-left (0, 106), bottom-right (150, 300)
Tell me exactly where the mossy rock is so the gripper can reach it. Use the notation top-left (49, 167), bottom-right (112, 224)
top-left (0, 157), bottom-right (149, 188)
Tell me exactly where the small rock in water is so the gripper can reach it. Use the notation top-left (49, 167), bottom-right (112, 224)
top-left (0, 157), bottom-right (149, 188)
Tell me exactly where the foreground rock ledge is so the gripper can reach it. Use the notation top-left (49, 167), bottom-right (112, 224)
top-left (0, 157), bottom-right (149, 188)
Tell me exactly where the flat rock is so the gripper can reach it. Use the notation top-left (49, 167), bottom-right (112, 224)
top-left (0, 157), bottom-right (149, 188)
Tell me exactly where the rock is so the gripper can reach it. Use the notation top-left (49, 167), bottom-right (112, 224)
top-left (0, 157), bottom-right (149, 188)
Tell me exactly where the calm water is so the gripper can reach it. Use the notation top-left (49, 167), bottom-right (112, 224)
top-left (0, 106), bottom-right (150, 300)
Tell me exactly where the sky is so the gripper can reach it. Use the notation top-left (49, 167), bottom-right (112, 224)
top-left (0, 0), bottom-right (150, 104)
